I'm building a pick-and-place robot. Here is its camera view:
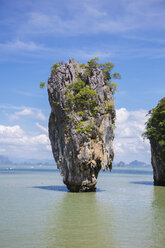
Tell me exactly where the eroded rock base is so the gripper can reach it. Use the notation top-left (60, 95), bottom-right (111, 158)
top-left (66, 184), bottom-right (96, 192)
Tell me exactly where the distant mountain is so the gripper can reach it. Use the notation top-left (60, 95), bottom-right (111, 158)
top-left (115, 161), bottom-right (126, 167)
top-left (0, 155), bottom-right (12, 165)
top-left (21, 159), bottom-right (55, 165)
top-left (115, 160), bottom-right (151, 167)
top-left (0, 155), bottom-right (150, 167)
top-left (128, 160), bottom-right (150, 167)
top-left (0, 155), bottom-right (55, 165)
top-left (11, 158), bottom-right (55, 165)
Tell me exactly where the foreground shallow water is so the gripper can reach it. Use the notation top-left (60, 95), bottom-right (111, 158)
top-left (0, 165), bottom-right (165, 248)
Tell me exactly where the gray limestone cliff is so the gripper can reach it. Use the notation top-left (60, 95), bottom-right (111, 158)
top-left (47, 58), bottom-right (116, 192)
top-left (151, 140), bottom-right (165, 185)
top-left (143, 97), bottom-right (165, 186)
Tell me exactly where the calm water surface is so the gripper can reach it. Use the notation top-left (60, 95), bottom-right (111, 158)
top-left (0, 165), bottom-right (165, 248)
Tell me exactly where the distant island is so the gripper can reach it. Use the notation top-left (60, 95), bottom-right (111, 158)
top-left (0, 155), bottom-right (55, 166)
top-left (114, 160), bottom-right (151, 167)
top-left (0, 155), bottom-right (150, 168)
top-left (0, 155), bottom-right (12, 165)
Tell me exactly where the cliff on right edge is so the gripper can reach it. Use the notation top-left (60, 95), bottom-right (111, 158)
top-left (143, 97), bottom-right (165, 185)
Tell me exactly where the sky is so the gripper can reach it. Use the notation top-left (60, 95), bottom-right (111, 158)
top-left (0, 0), bottom-right (165, 163)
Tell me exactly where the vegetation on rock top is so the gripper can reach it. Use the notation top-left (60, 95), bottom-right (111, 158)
top-left (79, 57), bottom-right (121, 92)
top-left (40, 57), bottom-right (121, 92)
top-left (40, 57), bottom-right (121, 135)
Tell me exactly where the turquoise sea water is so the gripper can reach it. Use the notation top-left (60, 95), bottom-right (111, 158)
top-left (0, 165), bottom-right (165, 248)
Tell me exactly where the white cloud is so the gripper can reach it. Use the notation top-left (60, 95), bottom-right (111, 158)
top-left (10, 107), bottom-right (46, 121)
top-left (47, 45), bottom-right (165, 61)
top-left (2, 41), bottom-right (165, 61)
top-left (16, 0), bottom-right (165, 37)
top-left (84, 5), bottom-right (107, 18)
top-left (72, 49), bottom-right (116, 60)
top-left (116, 108), bottom-right (129, 123)
top-left (10, 108), bottom-right (33, 120)
top-left (0, 124), bottom-right (51, 159)
top-left (0, 108), bottom-right (151, 162)
top-left (114, 108), bottom-right (151, 163)
top-left (36, 110), bottom-right (46, 121)
top-left (0, 125), bottom-right (48, 145)
top-left (1, 0), bottom-right (165, 62)
top-left (0, 40), bottom-right (47, 52)
top-left (0, 125), bottom-right (24, 138)
top-left (35, 122), bottom-right (48, 133)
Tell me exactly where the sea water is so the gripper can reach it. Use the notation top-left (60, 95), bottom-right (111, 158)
top-left (0, 165), bottom-right (165, 248)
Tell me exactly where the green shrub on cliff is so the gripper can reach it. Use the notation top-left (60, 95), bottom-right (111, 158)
top-left (98, 62), bottom-right (114, 82)
top-left (105, 102), bottom-right (115, 113)
top-left (51, 62), bottom-right (61, 74)
top-left (65, 91), bottom-right (74, 106)
top-left (51, 62), bottom-right (61, 70)
top-left (40, 58), bottom-right (121, 93)
top-left (76, 121), bottom-right (97, 136)
top-left (65, 77), bottom-right (99, 116)
top-left (143, 97), bottom-right (165, 158)
top-left (40, 81), bottom-right (46, 88)
top-left (83, 58), bottom-right (121, 89)
top-left (75, 87), bottom-right (98, 108)
top-left (40, 58), bottom-right (120, 135)
top-left (83, 57), bottom-right (99, 76)
top-left (109, 82), bottom-right (118, 92)
top-left (67, 78), bottom-right (85, 93)
top-left (87, 57), bottom-right (99, 69)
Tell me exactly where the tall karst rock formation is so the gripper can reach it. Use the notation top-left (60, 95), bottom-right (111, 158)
top-left (47, 58), bottom-right (118, 192)
top-left (144, 97), bottom-right (165, 185)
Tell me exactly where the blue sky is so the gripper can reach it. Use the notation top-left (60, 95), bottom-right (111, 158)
top-left (0, 0), bottom-right (165, 163)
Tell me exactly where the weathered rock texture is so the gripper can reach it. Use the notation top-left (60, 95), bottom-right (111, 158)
top-left (144, 97), bottom-right (165, 186)
top-left (47, 58), bottom-right (115, 192)
top-left (151, 140), bottom-right (165, 186)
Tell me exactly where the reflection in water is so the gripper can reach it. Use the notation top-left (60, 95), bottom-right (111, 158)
top-left (151, 187), bottom-right (165, 247)
top-left (46, 192), bottom-right (116, 248)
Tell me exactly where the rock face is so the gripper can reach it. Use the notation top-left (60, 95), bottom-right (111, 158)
top-left (151, 140), bottom-right (165, 185)
top-left (143, 97), bottom-right (165, 186)
top-left (47, 58), bottom-right (116, 192)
